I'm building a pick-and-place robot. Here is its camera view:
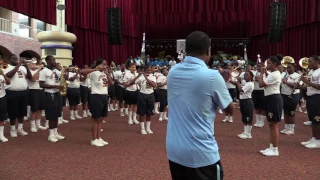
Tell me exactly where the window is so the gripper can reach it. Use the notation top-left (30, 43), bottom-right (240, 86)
top-left (18, 13), bottom-right (30, 37)
top-left (45, 49), bottom-right (56, 56)
top-left (37, 20), bottom-right (46, 31)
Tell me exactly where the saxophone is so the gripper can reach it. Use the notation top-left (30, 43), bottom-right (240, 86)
top-left (59, 67), bottom-right (69, 96)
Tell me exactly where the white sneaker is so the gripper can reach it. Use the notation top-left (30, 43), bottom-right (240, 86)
top-left (87, 111), bottom-right (92, 116)
top-left (99, 138), bottom-right (108, 145)
top-left (301, 138), bottom-right (315, 146)
top-left (17, 129), bottom-right (28, 136)
top-left (61, 119), bottom-right (69, 123)
top-left (128, 119), bottom-right (133, 125)
top-left (141, 130), bottom-right (147, 135)
top-left (298, 107), bottom-right (303, 112)
top-left (164, 116), bottom-right (168, 120)
top-left (37, 125), bottom-right (47, 130)
top-left (10, 130), bottom-right (18, 138)
top-left (133, 119), bottom-right (139, 124)
top-left (262, 148), bottom-right (279, 156)
top-left (260, 148), bottom-right (271, 154)
top-left (30, 125), bottom-right (38, 133)
top-left (146, 129), bottom-right (153, 134)
top-left (253, 122), bottom-right (259, 127)
top-left (42, 111), bottom-right (45, 116)
top-left (222, 118), bottom-right (228, 122)
top-left (55, 133), bottom-right (65, 140)
top-left (238, 132), bottom-right (247, 139)
top-left (304, 141), bottom-right (320, 149)
top-left (24, 116), bottom-right (28, 121)
top-left (91, 139), bottom-right (104, 147)
top-left (83, 113), bottom-right (88, 118)
top-left (75, 115), bottom-right (82, 119)
top-left (280, 128), bottom-right (288, 134)
top-left (228, 119), bottom-right (233, 123)
top-left (154, 110), bottom-right (160, 114)
top-left (218, 109), bottom-right (223, 114)
top-left (45, 122), bottom-right (49, 129)
top-left (159, 117), bottom-right (163, 121)
top-left (70, 116), bottom-right (76, 121)
top-left (0, 135), bottom-right (8, 142)
top-left (238, 133), bottom-right (252, 139)
top-left (303, 121), bottom-right (312, 125)
top-left (120, 111), bottom-right (125, 117)
top-left (48, 135), bottom-right (58, 142)
top-left (284, 129), bottom-right (294, 135)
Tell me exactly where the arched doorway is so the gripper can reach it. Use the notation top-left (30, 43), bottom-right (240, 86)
top-left (0, 45), bottom-right (12, 63)
top-left (20, 50), bottom-right (41, 64)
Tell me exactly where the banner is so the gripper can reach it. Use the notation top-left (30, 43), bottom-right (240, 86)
top-left (176, 39), bottom-right (186, 53)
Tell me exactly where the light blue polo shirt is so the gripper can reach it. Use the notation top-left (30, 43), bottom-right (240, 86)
top-left (166, 56), bottom-right (232, 168)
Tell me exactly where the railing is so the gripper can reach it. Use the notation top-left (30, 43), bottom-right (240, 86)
top-left (0, 17), bottom-right (11, 33)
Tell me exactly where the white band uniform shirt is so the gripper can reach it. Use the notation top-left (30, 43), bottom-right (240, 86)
top-left (0, 76), bottom-right (6, 98)
top-left (157, 75), bottom-right (167, 90)
top-left (253, 71), bottom-right (264, 90)
top-left (39, 68), bottom-right (61, 93)
top-left (263, 71), bottom-right (282, 96)
top-left (80, 75), bottom-right (90, 87)
top-left (135, 75), bottom-right (156, 94)
top-left (114, 70), bottom-right (126, 88)
top-left (3, 64), bottom-right (28, 91)
top-left (28, 70), bottom-right (42, 90)
top-left (88, 71), bottom-right (108, 95)
top-left (68, 72), bottom-right (81, 88)
top-left (226, 72), bottom-right (237, 89)
top-left (306, 68), bottom-right (320, 96)
top-left (281, 72), bottom-right (300, 95)
top-left (240, 82), bottom-right (254, 99)
top-left (123, 72), bottom-right (138, 91)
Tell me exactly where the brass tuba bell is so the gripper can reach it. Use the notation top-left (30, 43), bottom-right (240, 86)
top-left (0, 63), bottom-right (8, 70)
top-left (281, 56), bottom-right (295, 68)
top-left (299, 57), bottom-right (309, 69)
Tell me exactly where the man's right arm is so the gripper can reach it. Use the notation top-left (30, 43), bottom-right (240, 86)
top-left (211, 72), bottom-right (235, 115)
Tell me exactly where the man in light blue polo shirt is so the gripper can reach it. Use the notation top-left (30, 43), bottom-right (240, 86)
top-left (166, 31), bottom-right (234, 180)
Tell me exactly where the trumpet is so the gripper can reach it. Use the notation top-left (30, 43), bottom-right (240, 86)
top-left (281, 56), bottom-right (295, 68)
top-left (0, 63), bottom-right (8, 70)
top-left (68, 65), bottom-right (79, 73)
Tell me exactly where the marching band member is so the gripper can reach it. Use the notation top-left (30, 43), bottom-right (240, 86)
top-left (107, 66), bottom-right (116, 111)
top-left (280, 63), bottom-right (300, 135)
top-left (80, 65), bottom-right (92, 117)
top-left (0, 67), bottom-right (10, 142)
top-left (27, 59), bottom-right (46, 132)
top-left (123, 63), bottom-right (139, 125)
top-left (300, 55), bottom-right (320, 148)
top-left (157, 68), bottom-right (168, 121)
top-left (39, 56), bottom-right (65, 142)
top-left (4, 54), bottom-right (32, 137)
top-left (55, 63), bottom-right (68, 125)
top-left (236, 71), bottom-right (254, 139)
top-left (223, 65), bottom-right (237, 123)
top-left (259, 56), bottom-right (283, 156)
top-left (252, 63), bottom-right (266, 127)
top-left (152, 66), bottom-right (160, 114)
top-left (67, 65), bottom-right (83, 120)
top-left (81, 59), bottom-right (113, 147)
top-left (128, 66), bottom-right (157, 135)
top-left (114, 64), bottom-right (128, 116)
